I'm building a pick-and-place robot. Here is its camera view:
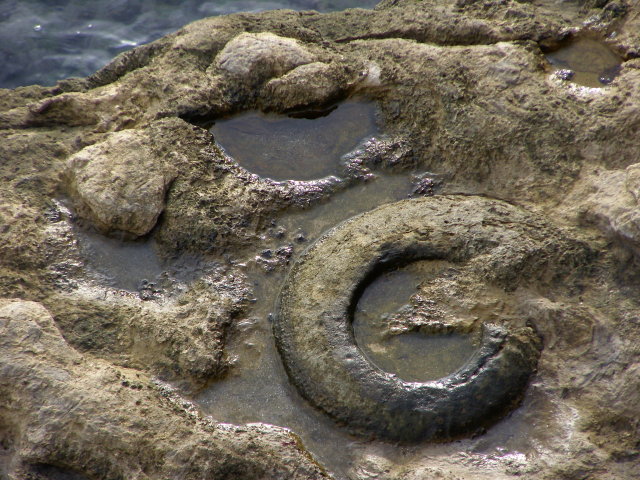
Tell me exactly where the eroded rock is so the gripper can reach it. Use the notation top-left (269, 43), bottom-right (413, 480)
top-left (215, 32), bottom-right (315, 82)
top-left (1, 0), bottom-right (640, 478)
top-left (565, 163), bottom-right (640, 255)
top-left (275, 196), bottom-right (588, 442)
top-left (261, 62), bottom-right (359, 112)
top-left (66, 129), bottom-right (176, 236)
top-left (0, 299), bottom-right (328, 480)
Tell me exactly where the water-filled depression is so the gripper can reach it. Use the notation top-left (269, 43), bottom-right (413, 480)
top-left (545, 37), bottom-right (623, 87)
top-left (210, 101), bottom-right (378, 180)
top-left (353, 260), bottom-right (478, 383)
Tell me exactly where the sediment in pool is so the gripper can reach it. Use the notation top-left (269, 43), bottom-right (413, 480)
top-left (545, 37), bottom-right (623, 87)
top-left (353, 260), bottom-right (479, 383)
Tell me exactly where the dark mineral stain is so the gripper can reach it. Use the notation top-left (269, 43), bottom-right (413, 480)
top-left (545, 37), bottom-right (623, 87)
top-left (210, 101), bottom-right (378, 181)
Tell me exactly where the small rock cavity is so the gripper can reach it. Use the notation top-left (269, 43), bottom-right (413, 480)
top-left (76, 229), bottom-right (206, 297)
top-left (353, 260), bottom-right (478, 383)
top-left (545, 37), bottom-right (623, 87)
top-left (77, 230), bottom-right (164, 292)
top-left (210, 100), bottom-right (378, 180)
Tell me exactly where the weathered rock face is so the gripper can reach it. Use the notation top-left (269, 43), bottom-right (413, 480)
top-left (275, 196), bottom-right (585, 442)
top-left (0, 299), bottom-right (327, 480)
top-left (564, 163), bottom-right (640, 256)
top-left (216, 32), bottom-right (316, 80)
top-left (1, 0), bottom-right (640, 479)
top-left (66, 129), bottom-right (176, 236)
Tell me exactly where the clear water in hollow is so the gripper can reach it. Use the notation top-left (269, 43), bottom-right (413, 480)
top-left (210, 101), bottom-right (378, 181)
top-left (546, 37), bottom-right (623, 88)
top-left (353, 260), bottom-right (478, 383)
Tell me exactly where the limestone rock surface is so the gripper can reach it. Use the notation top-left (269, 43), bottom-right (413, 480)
top-left (1, 0), bottom-right (640, 479)
top-left (0, 299), bottom-right (328, 480)
top-left (565, 163), bottom-right (640, 255)
top-left (66, 129), bottom-right (176, 236)
top-left (261, 61), bottom-right (358, 112)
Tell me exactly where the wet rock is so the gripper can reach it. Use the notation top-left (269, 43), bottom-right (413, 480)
top-left (275, 196), bottom-right (589, 442)
top-left (152, 118), bottom-right (343, 252)
top-left (1, 0), bottom-right (640, 477)
top-left (255, 244), bottom-right (294, 272)
top-left (66, 129), bottom-right (176, 237)
top-left (0, 299), bottom-right (328, 480)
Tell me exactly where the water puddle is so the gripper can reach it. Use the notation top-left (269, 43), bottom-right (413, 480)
top-left (196, 173), bottom-right (417, 475)
top-left (353, 260), bottom-right (477, 383)
top-left (545, 37), bottom-right (623, 87)
top-left (76, 229), bottom-right (208, 296)
top-left (210, 100), bottom-right (378, 180)
top-left (76, 230), bottom-right (164, 291)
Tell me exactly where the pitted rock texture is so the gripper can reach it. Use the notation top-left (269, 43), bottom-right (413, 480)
top-left (274, 196), bottom-right (587, 442)
top-left (1, 0), bottom-right (640, 478)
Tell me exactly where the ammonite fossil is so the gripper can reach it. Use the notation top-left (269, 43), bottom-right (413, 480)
top-left (275, 195), bottom-right (587, 442)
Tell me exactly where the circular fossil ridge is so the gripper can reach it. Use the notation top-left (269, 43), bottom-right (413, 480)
top-left (274, 195), bottom-right (583, 442)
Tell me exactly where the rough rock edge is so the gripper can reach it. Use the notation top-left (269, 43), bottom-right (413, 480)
top-left (0, 299), bottom-right (329, 480)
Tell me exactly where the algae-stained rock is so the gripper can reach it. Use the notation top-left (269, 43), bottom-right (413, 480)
top-left (0, 299), bottom-right (328, 480)
top-left (66, 129), bottom-right (176, 236)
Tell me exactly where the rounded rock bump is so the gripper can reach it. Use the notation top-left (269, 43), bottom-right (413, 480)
top-left (274, 195), bottom-right (583, 442)
top-left (215, 32), bottom-right (315, 82)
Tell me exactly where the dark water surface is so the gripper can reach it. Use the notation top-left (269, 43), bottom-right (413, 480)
top-left (0, 0), bottom-right (379, 89)
top-left (211, 101), bottom-right (378, 180)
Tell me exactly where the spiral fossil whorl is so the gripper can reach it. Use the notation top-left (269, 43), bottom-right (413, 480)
top-left (274, 195), bottom-right (584, 442)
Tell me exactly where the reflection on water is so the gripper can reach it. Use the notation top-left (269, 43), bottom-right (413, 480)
top-left (0, 0), bottom-right (380, 89)
top-left (546, 37), bottom-right (623, 87)
top-left (211, 101), bottom-right (378, 180)
top-left (353, 260), bottom-right (477, 382)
